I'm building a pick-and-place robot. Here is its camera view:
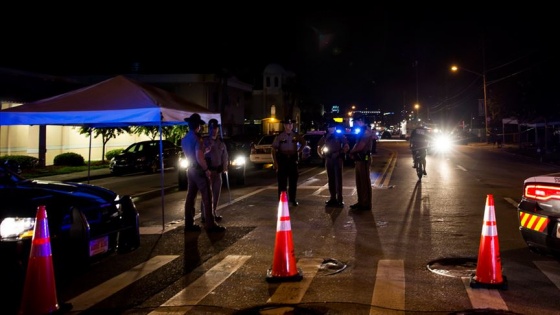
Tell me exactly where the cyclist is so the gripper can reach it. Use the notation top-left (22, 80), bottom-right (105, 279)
top-left (409, 126), bottom-right (430, 176)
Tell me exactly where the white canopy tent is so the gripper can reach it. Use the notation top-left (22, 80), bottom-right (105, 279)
top-left (0, 75), bottom-right (221, 230)
top-left (0, 75), bottom-right (220, 126)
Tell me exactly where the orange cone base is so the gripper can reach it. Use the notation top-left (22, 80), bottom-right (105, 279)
top-left (469, 273), bottom-right (508, 290)
top-left (265, 268), bottom-right (303, 283)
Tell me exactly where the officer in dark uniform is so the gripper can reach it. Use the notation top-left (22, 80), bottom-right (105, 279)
top-left (317, 119), bottom-right (349, 207)
top-left (349, 114), bottom-right (373, 211)
top-left (272, 117), bottom-right (306, 207)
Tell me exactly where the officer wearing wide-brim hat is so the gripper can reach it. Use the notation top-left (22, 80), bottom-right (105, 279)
top-left (317, 119), bottom-right (349, 207)
top-left (349, 113), bottom-right (373, 211)
top-left (272, 117), bottom-right (306, 207)
top-left (181, 113), bottom-right (226, 233)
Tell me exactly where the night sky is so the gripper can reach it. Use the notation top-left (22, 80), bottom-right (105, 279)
top-left (2, 4), bottom-right (557, 125)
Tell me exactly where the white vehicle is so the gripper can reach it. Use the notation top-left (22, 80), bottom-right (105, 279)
top-left (249, 135), bottom-right (276, 169)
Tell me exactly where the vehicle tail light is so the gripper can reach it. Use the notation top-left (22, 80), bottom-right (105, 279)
top-left (524, 184), bottom-right (560, 201)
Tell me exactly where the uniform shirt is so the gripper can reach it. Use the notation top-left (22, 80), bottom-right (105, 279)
top-left (318, 131), bottom-right (349, 159)
top-left (272, 131), bottom-right (305, 155)
top-left (350, 128), bottom-right (373, 155)
top-left (181, 131), bottom-right (206, 170)
top-left (203, 136), bottom-right (228, 171)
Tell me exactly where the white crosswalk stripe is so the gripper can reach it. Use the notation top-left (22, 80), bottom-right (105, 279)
top-left (67, 255), bottom-right (560, 313)
top-left (149, 255), bottom-right (251, 315)
top-left (370, 259), bottom-right (405, 315)
top-left (67, 255), bottom-right (179, 312)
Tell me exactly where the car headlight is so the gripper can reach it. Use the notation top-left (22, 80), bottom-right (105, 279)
top-left (0, 217), bottom-right (35, 240)
top-left (179, 157), bottom-right (189, 169)
top-left (231, 155), bottom-right (246, 166)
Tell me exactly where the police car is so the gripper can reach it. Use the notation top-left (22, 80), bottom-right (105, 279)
top-left (517, 172), bottom-right (560, 257)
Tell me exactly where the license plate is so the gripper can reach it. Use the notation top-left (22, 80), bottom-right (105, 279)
top-left (89, 236), bottom-right (109, 256)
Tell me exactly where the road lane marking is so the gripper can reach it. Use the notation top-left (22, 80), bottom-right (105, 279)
top-left (67, 255), bottom-right (179, 311)
top-left (149, 255), bottom-right (251, 314)
top-left (370, 259), bottom-right (405, 315)
top-left (266, 257), bottom-right (323, 304)
top-left (461, 277), bottom-right (508, 310)
top-left (533, 261), bottom-right (560, 290)
top-left (374, 151), bottom-right (397, 189)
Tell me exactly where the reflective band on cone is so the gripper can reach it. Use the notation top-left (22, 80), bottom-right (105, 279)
top-left (266, 191), bottom-right (303, 282)
top-left (470, 194), bottom-right (508, 290)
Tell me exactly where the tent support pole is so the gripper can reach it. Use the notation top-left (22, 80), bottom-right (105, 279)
top-left (159, 123), bottom-right (165, 232)
top-left (87, 128), bottom-right (92, 183)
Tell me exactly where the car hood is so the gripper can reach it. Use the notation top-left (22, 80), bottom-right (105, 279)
top-left (21, 178), bottom-right (118, 203)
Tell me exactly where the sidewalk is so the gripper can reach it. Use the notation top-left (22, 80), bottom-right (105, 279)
top-left (36, 167), bottom-right (112, 182)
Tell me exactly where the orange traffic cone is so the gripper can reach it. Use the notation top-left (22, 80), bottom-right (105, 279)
top-left (19, 205), bottom-right (61, 315)
top-left (470, 194), bottom-right (508, 290)
top-left (266, 191), bottom-right (303, 283)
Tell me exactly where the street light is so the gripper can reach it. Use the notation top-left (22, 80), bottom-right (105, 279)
top-left (451, 65), bottom-right (488, 141)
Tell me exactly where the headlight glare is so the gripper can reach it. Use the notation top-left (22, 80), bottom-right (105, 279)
top-left (232, 156), bottom-right (246, 166)
top-left (179, 157), bottom-right (189, 169)
top-left (0, 217), bottom-right (35, 240)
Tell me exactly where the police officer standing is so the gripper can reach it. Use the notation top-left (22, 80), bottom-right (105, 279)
top-left (349, 114), bottom-right (373, 211)
top-left (317, 120), bottom-right (349, 207)
top-left (181, 113), bottom-right (226, 233)
top-left (200, 118), bottom-right (228, 223)
top-left (272, 118), bottom-right (306, 207)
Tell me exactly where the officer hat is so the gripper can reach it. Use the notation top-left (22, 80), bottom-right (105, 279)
top-left (184, 113), bottom-right (206, 126)
top-left (208, 118), bottom-right (219, 128)
top-left (281, 117), bottom-right (297, 124)
top-left (327, 119), bottom-right (338, 128)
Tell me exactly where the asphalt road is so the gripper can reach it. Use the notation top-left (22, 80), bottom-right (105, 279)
top-left (11, 140), bottom-right (560, 315)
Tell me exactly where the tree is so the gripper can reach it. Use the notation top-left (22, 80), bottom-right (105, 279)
top-left (131, 125), bottom-right (189, 146)
top-left (78, 127), bottom-right (131, 161)
top-left (163, 126), bottom-right (188, 146)
top-left (131, 126), bottom-right (159, 140)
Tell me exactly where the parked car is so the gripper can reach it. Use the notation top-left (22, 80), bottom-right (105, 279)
top-left (109, 140), bottom-right (182, 175)
top-left (249, 134), bottom-right (276, 169)
top-left (0, 163), bottom-right (140, 299)
top-left (381, 130), bottom-right (392, 139)
top-left (229, 134), bottom-right (257, 157)
top-left (517, 172), bottom-right (560, 257)
top-left (178, 137), bottom-right (247, 190)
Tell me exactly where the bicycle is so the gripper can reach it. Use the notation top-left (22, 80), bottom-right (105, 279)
top-left (412, 148), bottom-right (427, 181)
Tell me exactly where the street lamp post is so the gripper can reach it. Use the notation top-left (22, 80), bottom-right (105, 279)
top-left (451, 65), bottom-right (488, 142)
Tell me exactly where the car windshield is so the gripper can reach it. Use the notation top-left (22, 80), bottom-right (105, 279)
top-left (258, 135), bottom-right (276, 145)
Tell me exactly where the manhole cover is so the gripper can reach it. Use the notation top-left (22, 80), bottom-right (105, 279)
top-left (427, 257), bottom-right (477, 278)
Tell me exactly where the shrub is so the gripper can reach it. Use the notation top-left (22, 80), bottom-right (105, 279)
top-left (0, 155), bottom-right (39, 169)
top-left (106, 148), bottom-right (124, 161)
top-left (53, 152), bottom-right (85, 166)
